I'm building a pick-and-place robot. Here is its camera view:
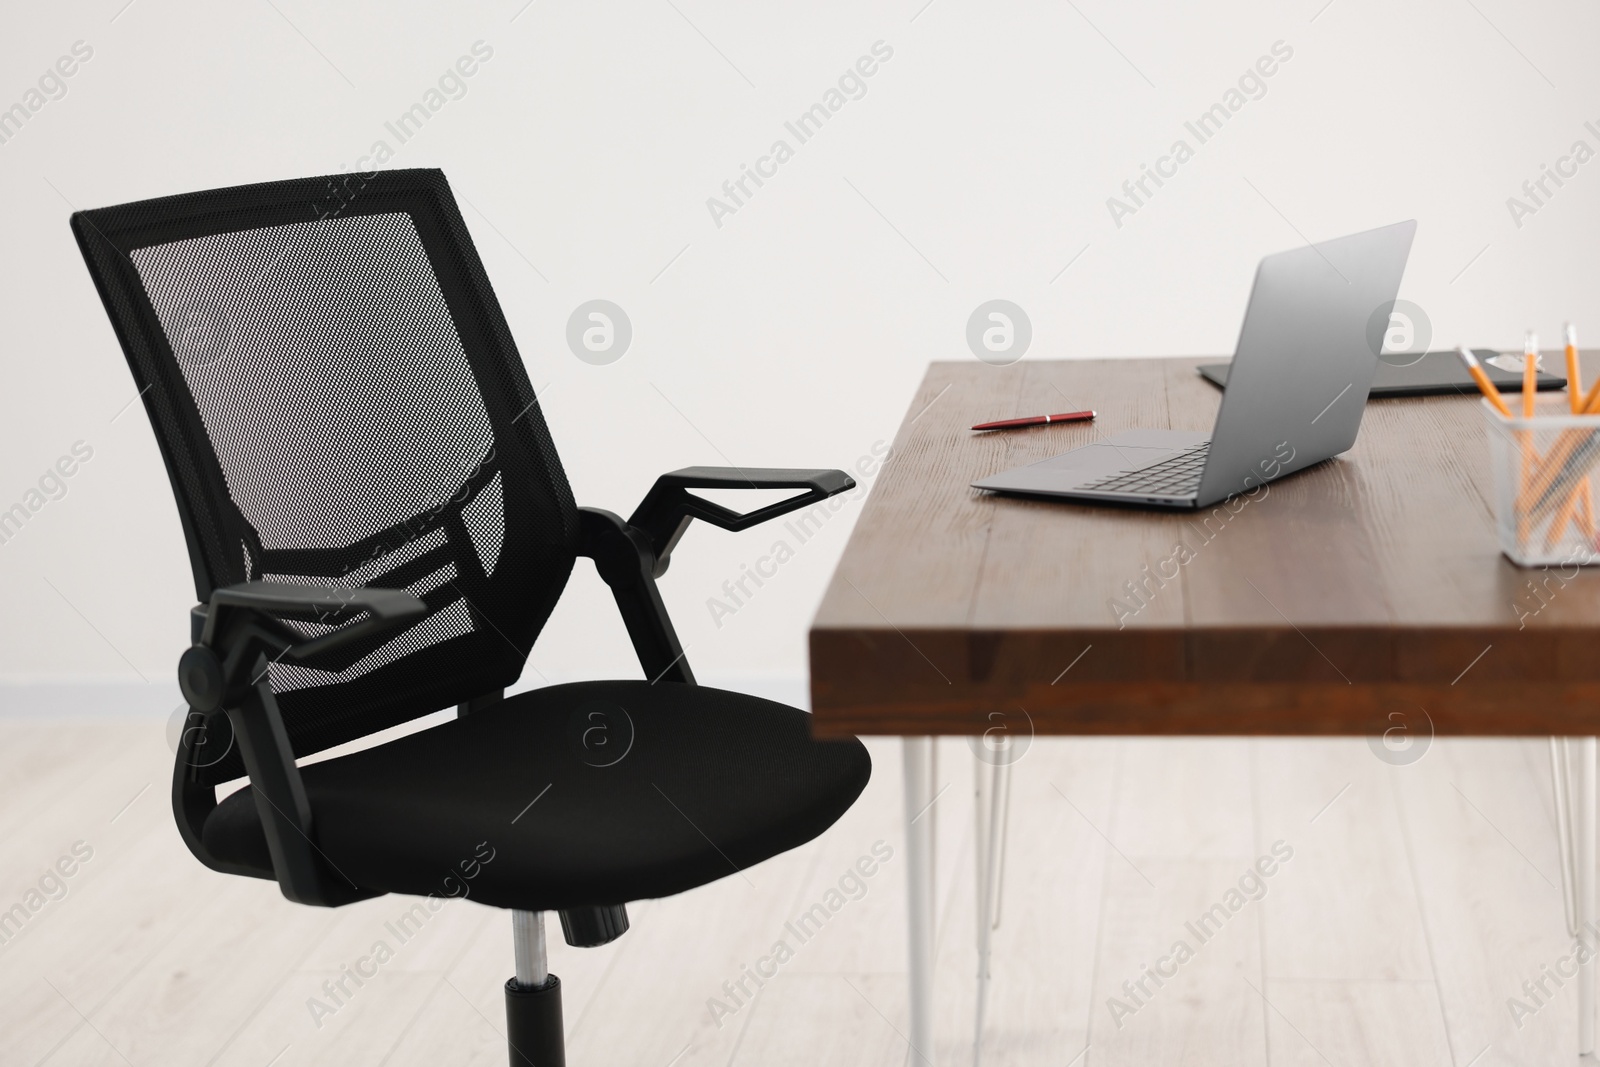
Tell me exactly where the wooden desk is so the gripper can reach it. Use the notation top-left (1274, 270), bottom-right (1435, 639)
top-left (811, 356), bottom-right (1600, 737)
top-left (807, 357), bottom-right (1600, 1064)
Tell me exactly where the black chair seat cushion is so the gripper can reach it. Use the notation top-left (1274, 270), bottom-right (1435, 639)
top-left (203, 681), bottom-right (870, 911)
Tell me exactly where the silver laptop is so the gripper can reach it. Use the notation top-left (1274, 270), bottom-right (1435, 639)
top-left (972, 220), bottom-right (1417, 509)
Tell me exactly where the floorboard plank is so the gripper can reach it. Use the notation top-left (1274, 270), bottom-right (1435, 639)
top-left (0, 720), bottom-right (1581, 1067)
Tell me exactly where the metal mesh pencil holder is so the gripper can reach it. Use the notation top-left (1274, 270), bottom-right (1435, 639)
top-left (1487, 399), bottom-right (1600, 567)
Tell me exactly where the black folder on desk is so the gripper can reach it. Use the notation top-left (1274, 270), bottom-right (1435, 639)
top-left (1198, 349), bottom-right (1566, 399)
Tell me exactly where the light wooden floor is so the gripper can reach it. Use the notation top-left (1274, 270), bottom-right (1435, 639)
top-left (0, 717), bottom-right (1581, 1066)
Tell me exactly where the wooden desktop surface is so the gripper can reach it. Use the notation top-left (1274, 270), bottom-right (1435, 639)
top-left (808, 356), bottom-right (1600, 737)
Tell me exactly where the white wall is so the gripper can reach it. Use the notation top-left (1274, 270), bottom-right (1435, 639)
top-left (0, 0), bottom-right (1595, 689)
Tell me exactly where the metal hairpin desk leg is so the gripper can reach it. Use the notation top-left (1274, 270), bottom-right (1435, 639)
top-left (972, 738), bottom-right (1012, 1067)
top-left (1581, 737), bottom-right (1596, 1060)
top-left (1552, 736), bottom-right (1597, 1061)
top-left (904, 738), bottom-right (937, 1066)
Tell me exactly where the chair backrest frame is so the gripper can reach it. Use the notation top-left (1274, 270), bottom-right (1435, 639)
top-left (73, 169), bottom-right (579, 783)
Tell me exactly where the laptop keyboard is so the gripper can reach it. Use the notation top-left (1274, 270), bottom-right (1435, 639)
top-left (1081, 443), bottom-right (1210, 496)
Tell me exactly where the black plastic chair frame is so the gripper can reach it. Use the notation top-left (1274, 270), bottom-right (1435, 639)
top-left (170, 468), bottom-right (854, 908)
top-left (72, 169), bottom-right (868, 1067)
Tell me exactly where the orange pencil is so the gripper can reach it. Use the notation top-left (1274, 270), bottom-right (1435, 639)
top-left (1517, 331), bottom-right (1539, 545)
top-left (1548, 492), bottom-right (1581, 548)
top-left (1583, 376), bottom-right (1600, 413)
top-left (1454, 346), bottom-right (1512, 416)
top-left (1523, 330), bottom-right (1539, 418)
top-left (1577, 322), bottom-right (1600, 413)
top-left (1536, 330), bottom-right (1600, 495)
top-left (1567, 323), bottom-right (1583, 413)
top-left (1564, 323), bottom-right (1597, 539)
top-left (1542, 325), bottom-right (1594, 517)
top-left (1523, 326), bottom-right (1600, 529)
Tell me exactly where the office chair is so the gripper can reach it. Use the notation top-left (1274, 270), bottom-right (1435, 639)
top-left (70, 169), bottom-right (871, 1066)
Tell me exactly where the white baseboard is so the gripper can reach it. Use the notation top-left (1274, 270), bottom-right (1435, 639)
top-left (0, 680), bottom-right (184, 717)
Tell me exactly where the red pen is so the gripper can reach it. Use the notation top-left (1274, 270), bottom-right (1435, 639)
top-left (971, 410), bottom-right (1095, 431)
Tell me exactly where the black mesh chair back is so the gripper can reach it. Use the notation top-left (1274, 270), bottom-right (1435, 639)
top-left (72, 170), bottom-right (578, 784)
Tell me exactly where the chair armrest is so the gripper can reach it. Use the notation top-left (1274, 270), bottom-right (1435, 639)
top-left (628, 467), bottom-right (855, 577)
top-left (201, 581), bottom-right (429, 667)
top-left (576, 508), bottom-right (693, 685)
top-left (576, 465), bottom-right (853, 685)
top-left (175, 581), bottom-right (425, 907)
